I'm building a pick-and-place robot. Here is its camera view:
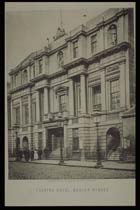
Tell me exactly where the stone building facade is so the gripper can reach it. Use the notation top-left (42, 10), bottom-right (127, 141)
top-left (8, 8), bottom-right (135, 161)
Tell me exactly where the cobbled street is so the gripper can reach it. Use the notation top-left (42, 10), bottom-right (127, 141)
top-left (9, 161), bottom-right (135, 179)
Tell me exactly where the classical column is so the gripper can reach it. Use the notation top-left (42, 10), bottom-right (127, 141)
top-left (120, 61), bottom-right (126, 109)
top-left (36, 91), bottom-right (40, 122)
top-left (28, 94), bottom-right (31, 125)
top-left (80, 74), bottom-right (86, 114)
top-left (106, 81), bottom-right (110, 111)
top-left (88, 86), bottom-right (92, 113)
top-left (44, 87), bottom-right (49, 116)
top-left (101, 69), bottom-right (106, 111)
top-left (11, 100), bottom-right (14, 154)
top-left (43, 129), bottom-right (46, 149)
top-left (125, 50), bottom-right (130, 108)
top-left (49, 88), bottom-right (54, 113)
top-left (63, 121), bottom-right (68, 157)
top-left (20, 98), bottom-right (22, 126)
top-left (69, 79), bottom-right (74, 116)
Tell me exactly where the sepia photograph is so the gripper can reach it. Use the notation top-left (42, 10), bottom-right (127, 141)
top-left (5, 2), bottom-right (135, 206)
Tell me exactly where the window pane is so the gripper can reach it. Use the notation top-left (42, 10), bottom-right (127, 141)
top-left (15, 107), bottom-right (20, 125)
top-left (73, 138), bottom-right (79, 151)
top-left (110, 80), bottom-right (120, 110)
top-left (73, 129), bottom-right (79, 151)
top-left (91, 35), bottom-right (97, 54)
top-left (73, 41), bottom-right (78, 58)
top-left (73, 128), bottom-right (78, 138)
top-left (92, 85), bottom-right (101, 110)
top-left (59, 94), bottom-right (66, 112)
top-left (39, 59), bottom-right (43, 73)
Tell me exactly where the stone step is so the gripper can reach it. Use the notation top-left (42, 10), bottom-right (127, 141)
top-left (107, 151), bottom-right (120, 160)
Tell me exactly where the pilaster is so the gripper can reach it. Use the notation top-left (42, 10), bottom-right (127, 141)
top-left (101, 69), bottom-right (106, 111)
top-left (36, 91), bottom-right (40, 122)
top-left (69, 79), bottom-right (74, 116)
top-left (80, 74), bottom-right (86, 114)
top-left (120, 60), bottom-right (126, 109)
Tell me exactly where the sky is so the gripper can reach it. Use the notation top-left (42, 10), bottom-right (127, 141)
top-left (5, 2), bottom-right (134, 81)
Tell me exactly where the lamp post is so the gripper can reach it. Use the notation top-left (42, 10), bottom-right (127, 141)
top-left (59, 124), bottom-right (64, 165)
top-left (93, 111), bottom-right (103, 168)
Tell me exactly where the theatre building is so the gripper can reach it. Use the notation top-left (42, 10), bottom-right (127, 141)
top-left (8, 8), bottom-right (135, 161)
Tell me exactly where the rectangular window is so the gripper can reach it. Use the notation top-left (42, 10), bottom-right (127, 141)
top-left (72, 128), bottom-right (79, 151)
top-left (22, 104), bottom-right (29, 125)
top-left (110, 79), bottom-right (120, 110)
top-left (73, 41), bottom-right (78, 58)
top-left (15, 107), bottom-right (20, 125)
top-left (15, 74), bottom-right (18, 87)
top-left (91, 34), bottom-right (97, 54)
top-left (39, 59), bottom-right (43, 74)
top-left (32, 102), bottom-right (36, 123)
top-left (59, 94), bottom-right (66, 112)
top-left (38, 132), bottom-right (43, 150)
top-left (39, 90), bottom-right (44, 121)
top-left (92, 85), bottom-right (101, 111)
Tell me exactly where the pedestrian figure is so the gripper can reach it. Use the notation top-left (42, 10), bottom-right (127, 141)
top-left (30, 149), bottom-right (34, 161)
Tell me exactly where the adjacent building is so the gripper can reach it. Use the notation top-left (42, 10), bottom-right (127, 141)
top-left (8, 8), bottom-right (135, 161)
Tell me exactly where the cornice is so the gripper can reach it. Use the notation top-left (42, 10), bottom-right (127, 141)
top-left (30, 74), bottom-right (49, 83)
top-left (9, 82), bottom-right (34, 94)
top-left (64, 42), bottom-right (130, 71)
top-left (48, 68), bottom-right (67, 79)
top-left (87, 41), bottom-right (130, 65)
top-left (64, 57), bottom-right (88, 70)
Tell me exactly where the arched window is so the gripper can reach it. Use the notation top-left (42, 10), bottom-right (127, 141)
top-left (106, 127), bottom-right (120, 159)
top-left (23, 70), bottom-right (28, 84)
top-left (107, 24), bottom-right (117, 47)
top-left (57, 51), bottom-right (64, 68)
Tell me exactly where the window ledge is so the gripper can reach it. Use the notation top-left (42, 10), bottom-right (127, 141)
top-left (73, 150), bottom-right (80, 153)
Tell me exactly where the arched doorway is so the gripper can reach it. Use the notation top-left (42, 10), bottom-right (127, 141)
top-left (106, 127), bottom-right (120, 160)
top-left (15, 137), bottom-right (20, 149)
top-left (22, 136), bottom-right (29, 150)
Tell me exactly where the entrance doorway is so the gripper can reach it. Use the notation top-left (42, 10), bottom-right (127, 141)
top-left (22, 136), bottom-right (29, 150)
top-left (15, 137), bottom-right (20, 150)
top-left (47, 128), bottom-right (63, 158)
top-left (106, 127), bottom-right (120, 160)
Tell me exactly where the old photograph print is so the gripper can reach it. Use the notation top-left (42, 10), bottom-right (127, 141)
top-left (6, 3), bottom-right (135, 180)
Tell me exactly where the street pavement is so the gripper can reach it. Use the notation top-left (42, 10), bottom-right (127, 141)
top-left (9, 161), bottom-right (135, 179)
top-left (9, 157), bottom-right (135, 171)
